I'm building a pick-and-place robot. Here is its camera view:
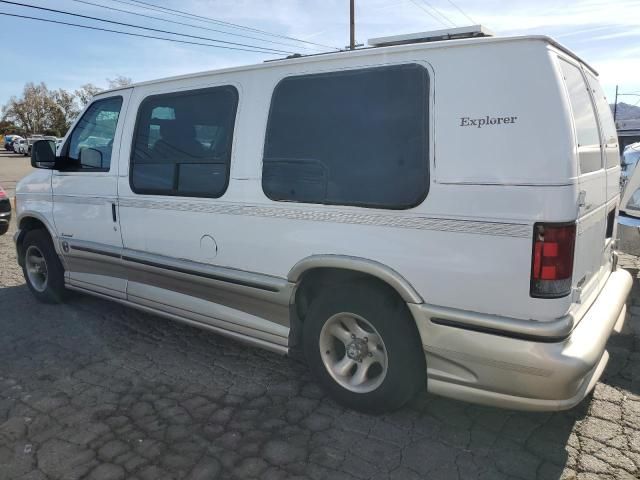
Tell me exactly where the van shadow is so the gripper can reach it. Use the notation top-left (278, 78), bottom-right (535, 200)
top-left (401, 382), bottom-right (588, 479)
top-left (398, 263), bottom-right (639, 479)
top-left (600, 263), bottom-right (640, 396)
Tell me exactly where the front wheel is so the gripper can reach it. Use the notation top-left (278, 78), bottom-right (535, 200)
top-left (303, 283), bottom-right (426, 413)
top-left (21, 230), bottom-right (66, 303)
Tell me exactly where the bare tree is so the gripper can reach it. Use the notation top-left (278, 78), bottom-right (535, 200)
top-left (2, 76), bottom-right (132, 136)
top-left (50, 89), bottom-right (80, 136)
top-left (2, 82), bottom-right (54, 135)
top-left (106, 76), bottom-right (132, 89)
top-left (75, 83), bottom-right (103, 107)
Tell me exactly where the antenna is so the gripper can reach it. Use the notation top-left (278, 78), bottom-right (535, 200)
top-left (350, 0), bottom-right (355, 50)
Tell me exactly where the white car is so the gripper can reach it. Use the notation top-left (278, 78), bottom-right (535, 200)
top-left (621, 142), bottom-right (640, 187)
top-left (26, 136), bottom-right (57, 157)
top-left (13, 138), bottom-right (27, 155)
top-left (16, 26), bottom-right (631, 413)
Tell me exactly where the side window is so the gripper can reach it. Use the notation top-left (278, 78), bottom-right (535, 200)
top-left (559, 60), bottom-right (602, 174)
top-left (262, 64), bottom-right (429, 209)
top-left (130, 86), bottom-right (238, 198)
top-left (586, 73), bottom-right (619, 168)
top-left (66, 97), bottom-right (123, 171)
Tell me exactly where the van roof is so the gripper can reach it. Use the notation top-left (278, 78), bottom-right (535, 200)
top-left (97, 34), bottom-right (596, 96)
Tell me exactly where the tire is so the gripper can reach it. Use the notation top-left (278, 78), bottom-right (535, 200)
top-left (21, 229), bottom-right (66, 303)
top-left (303, 283), bottom-right (426, 413)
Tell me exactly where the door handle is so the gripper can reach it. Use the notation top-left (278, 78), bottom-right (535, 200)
top-left (111, 203), bottom-right (117, 222)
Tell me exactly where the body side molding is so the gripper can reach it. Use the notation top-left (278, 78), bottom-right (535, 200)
top-left (288, 254), bottom-right (423, 304)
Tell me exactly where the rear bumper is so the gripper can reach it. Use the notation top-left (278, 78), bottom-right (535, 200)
top-left (410, 268), bottom-right (632, 411)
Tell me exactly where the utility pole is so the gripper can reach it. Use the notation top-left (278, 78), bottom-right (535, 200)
top-left (614, 84), bottom-right (619, 122)
top-left (350, 0), bottom-right (355, 50)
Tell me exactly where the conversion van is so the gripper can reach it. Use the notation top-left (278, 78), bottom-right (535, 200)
top-left (16, 27), bottom-right (631, 413)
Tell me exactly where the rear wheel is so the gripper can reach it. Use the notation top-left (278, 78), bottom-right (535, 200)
top-left (303, 283), bottom-right (426, 413)
top-left (21, 229), bottom-right (66, 303)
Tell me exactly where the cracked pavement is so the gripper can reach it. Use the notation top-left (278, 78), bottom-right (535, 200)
top-left (0, 220), bottom-right (639, 480)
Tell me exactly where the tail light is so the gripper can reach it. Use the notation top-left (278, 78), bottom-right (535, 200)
top-left (530, 222), bottom-right (576, 298)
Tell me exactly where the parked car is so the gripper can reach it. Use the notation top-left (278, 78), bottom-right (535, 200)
top-left (619, 144), bottom-right (640, 228)
top-left (5, 135), bottom-right (22, 151)
top-left (16, 27), bottom-right (631, 413)
top-left (26, 135), bottom-right (56, 156)
top-left (0, 185), bottom-right (11, 235)
top-left (13, 138), bottom-right (27, 155)
top-left (621, 142), bottom-right (640, 188)
top-left (3, 135), bottom-right (13, 150)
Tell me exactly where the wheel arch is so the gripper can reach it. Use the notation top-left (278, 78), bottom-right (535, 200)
top-left (288, 255), bottom-right (423, 304)
top-left (16, 213), bottom-right (59, 266)
top-left (286, 255), bottom-right (423, 354)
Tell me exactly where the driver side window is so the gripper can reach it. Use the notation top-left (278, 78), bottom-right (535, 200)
top-left (66, 96), bottom-right (123, 171)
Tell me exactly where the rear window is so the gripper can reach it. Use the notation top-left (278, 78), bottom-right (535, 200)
top-left (559, 60), bottom-right (601, 174)
top-left (262, 64), bottom-right (429, 209)
top-left (586, 72), bottom-right (619, 168)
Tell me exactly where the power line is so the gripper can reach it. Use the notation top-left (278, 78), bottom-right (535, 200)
top-left (0, 12), bottom-right (281, 54)
top-left (0, 1), bottom-right (297, 55)
top-left (407, 0), bottom-right (450, 28)
top-left (69, 0), bottom-right (322, 52)
top-left (419, 0), bottom-right (457, 27)
top-left (444, 0), bottom-right (476, 25)
top-left (113, 0), bottom-right (339, 51)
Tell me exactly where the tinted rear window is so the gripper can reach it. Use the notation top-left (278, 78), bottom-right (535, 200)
top-left (262, 64), bottom-right (429, 209)
top-left (559, 60), bottom-right (601, 173)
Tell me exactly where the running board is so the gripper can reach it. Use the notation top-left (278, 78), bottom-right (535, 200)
top-left (66, 284), bottom-right (289, 356)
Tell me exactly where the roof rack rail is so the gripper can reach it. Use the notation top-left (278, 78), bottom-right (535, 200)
top-left (368, 25), bottom-right (494, 48)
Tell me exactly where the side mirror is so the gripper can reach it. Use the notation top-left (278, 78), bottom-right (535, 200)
top-left (79, 148), bottom-right (103, 169)
top-left (31, 140), bottom-right (57, 169)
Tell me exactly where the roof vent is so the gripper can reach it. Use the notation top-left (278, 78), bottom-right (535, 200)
top-left (368, 25), bottom-right (494, 47)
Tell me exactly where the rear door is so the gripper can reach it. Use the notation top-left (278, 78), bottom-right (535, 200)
top-left (558, 59), bottom-right (611, 302)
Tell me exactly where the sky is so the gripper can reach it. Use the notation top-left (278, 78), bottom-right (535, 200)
top-left (0, 0), bottom-right (639, 108)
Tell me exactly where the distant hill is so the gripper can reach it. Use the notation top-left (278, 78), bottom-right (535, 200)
top-left (611, 102), bottom-right (640, 120)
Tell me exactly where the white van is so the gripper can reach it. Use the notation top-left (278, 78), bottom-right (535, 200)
top-left (16, 28), bottom-right (632, 413)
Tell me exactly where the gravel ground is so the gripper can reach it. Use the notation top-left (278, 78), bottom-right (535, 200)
top-left (0, 218), bottom-right (639, 480)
